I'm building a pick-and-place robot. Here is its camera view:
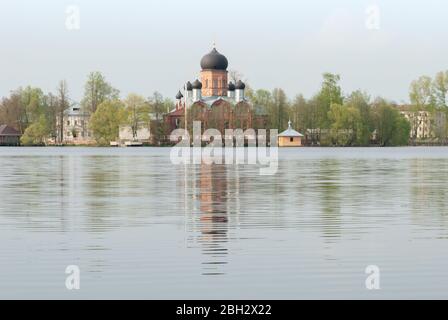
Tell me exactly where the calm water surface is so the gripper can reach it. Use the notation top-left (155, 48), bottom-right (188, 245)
top-left (0, 147), bottom-right (447, 299)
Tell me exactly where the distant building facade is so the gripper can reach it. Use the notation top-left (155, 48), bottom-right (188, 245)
top-left (165, 46), bottom-right (267, 138)
top-left (0, 125), bottom-right (21, 146)
top-left (117, 125), bottom-right (151, 146)
top-left (398, 105), bottom-right (447, 141)
top-left (57, 105), bottom-right (94, 145)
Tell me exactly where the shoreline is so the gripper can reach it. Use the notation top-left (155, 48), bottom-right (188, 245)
top-left (2, 145), bottom-right (448, 148)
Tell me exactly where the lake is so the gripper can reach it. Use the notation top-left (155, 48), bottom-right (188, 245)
top-left (0, 147), bottom-right (447, 299)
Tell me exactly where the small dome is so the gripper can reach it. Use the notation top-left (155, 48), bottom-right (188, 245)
top-left (228, 82), bottom-right (235, 91)
top-left (235, 80), bottom-right (246, 90)
top-left (200, 48), bottom-right (228, 70)
top-left (192, 79), bottom-right (202, 89)
top-left (186, 81), bottom-right (193, 91)
top-left (176, 91), bottom-right (183, 99)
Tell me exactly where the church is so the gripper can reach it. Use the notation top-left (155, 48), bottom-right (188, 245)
top-left (165, 46), bottom-right (267, 135)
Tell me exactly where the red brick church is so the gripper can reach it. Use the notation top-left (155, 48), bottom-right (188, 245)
top-left (165, 46), bottom-right (267, 135)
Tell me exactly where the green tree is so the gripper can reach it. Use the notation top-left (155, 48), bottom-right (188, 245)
top-left (148, 92), bottom-right (173, 144)
top-left (345, 90), bottom-right (372, 145)
top-left (81, 71), bottom-right (119, 114)
top-left (290, 94), bottom-right (306, 130)
top-left (248, 89), bottom-right (272, 107)
top-left (409, 75), bottom-right (435, 110)
top-left (247, 89), bottom-right (273, 122)
top-left (20, 86), bottom-right (45, 127)
top-left (124, 94), bottom-right (150, 139)
top-left (0, 91), bottom-right (25, 132)
top-left (328, 103), bottom-right (362, 146)
top-left (271, 88), bottom-right (289, 131)
top-left (1, 87), bottom-right (57, 140)
top-left (148, 91), bottom-right (170, 121)
top-left (315, 73), bottom-right (344, 129)
top-left (372, 98), bottom-right (410, 146)
top-left (21, 115), bottom-right (50, 146)
top-left (90, 100), bottom-right (126, 145)
top-left (433, 71), bottom-right (448, 109)
top-left (392, 115), bottom-right (411, 146)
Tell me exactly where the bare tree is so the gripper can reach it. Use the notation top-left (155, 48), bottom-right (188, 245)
top-left (0, 92), bottom-right (24, 132)
top-left (44, 93), bottom-right (59, 140)
top-left (229, 70), bottom-right (243, 84)
top-left (56, 80), bottom-right (70, 144)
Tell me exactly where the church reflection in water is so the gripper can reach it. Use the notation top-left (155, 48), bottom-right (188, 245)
top-left (182, 163), bottom-right (238, 276)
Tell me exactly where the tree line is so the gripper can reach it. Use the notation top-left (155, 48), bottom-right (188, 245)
top-left (247, 71), bottom-right (448, 146)
top-left (0, 72), bottom-right (172, 145)
top-left (409, 71), bottom-right (448, 110)
top-left (1, 70), bottom-right (447, 146)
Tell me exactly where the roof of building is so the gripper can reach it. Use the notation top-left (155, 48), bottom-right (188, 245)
top-left (200, 48), bottom-right (228, 71)
top-left (395, 104), bottom-right (414, 111)
top-left (278, 121), bottom-right (304, 137)
top-left (192, 79), bottom-right (202, 89)
top-left (186, 81), bottom-right (193, 91)
top-left (65, 105), bottom-right (90, 117)
top-left (176, 91), bottom-right (184, 99)
top-left (168, 96), bottom-right (251, 112)
top-left (228, 82), bottom-right (235, 91)
top-left (167, 108), bottom-right (185, 117)
top-left (0, 125), bottom-right (21, 136)
top-left (200, 96), bottom-right (248, 107)
top-left (235, 80), bottom-right (246, 90)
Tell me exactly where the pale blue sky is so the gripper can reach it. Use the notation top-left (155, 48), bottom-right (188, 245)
top-left (0, 0), bottom-right (446, 103)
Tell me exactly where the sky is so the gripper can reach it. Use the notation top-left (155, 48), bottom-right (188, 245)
top-left (0, 0), bottom-right (446, 104)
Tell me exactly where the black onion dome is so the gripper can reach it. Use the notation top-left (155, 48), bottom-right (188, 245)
top-left (200, 48), bottom-right (229, 70)
top-left (235, 80), bottom-right (246, 90)
top-left (228, 82), bottom-right (235, 91)
top-left (186, 81), bottom-right (193, 91)
top-left (192, 79), bottom-right (202, 89)
top-left (176, 91), bottom-right (183, 99)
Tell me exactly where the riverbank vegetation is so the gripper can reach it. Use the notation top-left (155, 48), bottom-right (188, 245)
top-left (1, 70), bottom-right (447, 146)
top-left (247, 71), bottom-right (447, 146)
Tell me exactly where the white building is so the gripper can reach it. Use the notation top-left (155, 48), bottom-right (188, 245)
top-left (119, 126), bottom-right (150, 141)
top-left (113, 125), bottom-right (151, 146)
top-left (60, 105), bottom-right (94, 145)
top-left (399, 108), bottom-right (447, 140)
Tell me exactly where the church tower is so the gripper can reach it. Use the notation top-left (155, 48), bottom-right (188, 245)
top-left (166, 45), bottom-right (259, 134)
top-left (200, 46), bottom-right (229, 97)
